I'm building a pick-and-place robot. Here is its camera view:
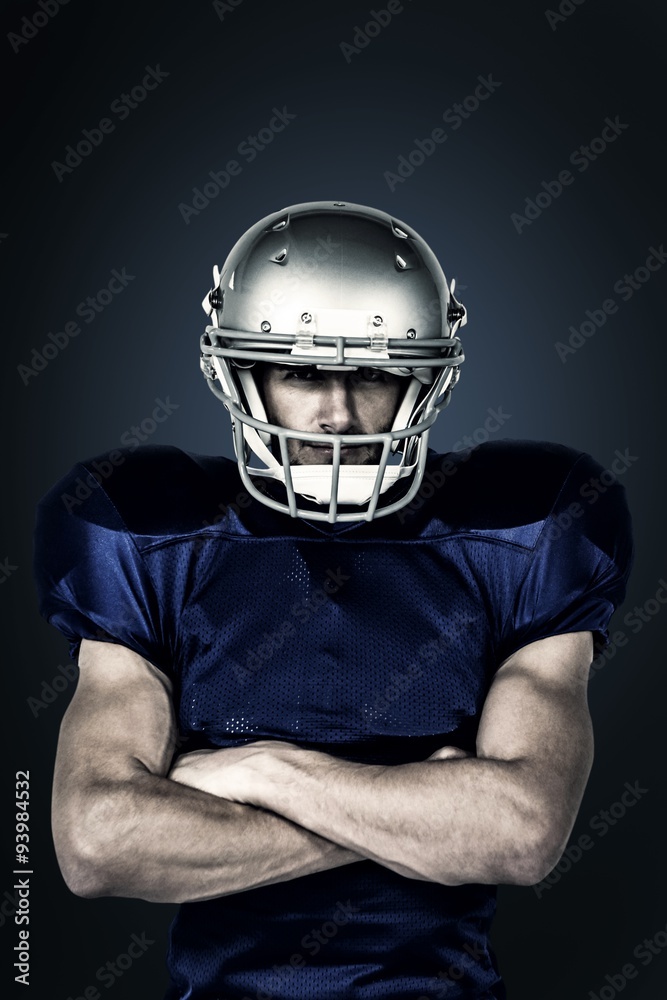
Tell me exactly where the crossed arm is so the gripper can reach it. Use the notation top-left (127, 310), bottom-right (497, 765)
top-left (52, 632), bottom-right (595, 904)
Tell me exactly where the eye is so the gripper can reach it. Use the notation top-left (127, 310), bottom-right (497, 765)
top-left (283, 366), bottom-right (320, 381)
top-left (358, 368), bottom-right (385, 382)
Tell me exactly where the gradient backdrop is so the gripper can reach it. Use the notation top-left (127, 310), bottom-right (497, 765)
top-left (2, 1), bottom-right (666, 997)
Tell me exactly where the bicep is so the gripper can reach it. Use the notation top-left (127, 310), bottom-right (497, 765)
top-left (476, 631), bottom-right (595, 838)
top-left (54, 639), bottom-right (177, 791)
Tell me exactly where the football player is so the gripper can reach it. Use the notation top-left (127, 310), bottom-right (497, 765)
top-left (35, 201), bottom-right (633, 999)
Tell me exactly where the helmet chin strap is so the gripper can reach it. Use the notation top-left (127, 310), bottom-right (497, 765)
top-left (228, 365), bottom-right (422, 505)
top-left (288, 465), bottom-right (408, 506)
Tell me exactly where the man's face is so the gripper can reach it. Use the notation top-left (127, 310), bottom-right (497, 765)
top-left (261, 363), bottom-right (404, 466)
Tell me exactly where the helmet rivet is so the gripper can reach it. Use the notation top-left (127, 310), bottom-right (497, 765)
top-left (406, 328), bottom-right (416, 339)
top-left (372, 315), bottom-right (383, 327)
top-left (301, 312), bottom-right (312, 324)
top-left (260, 320), bottom-right (272, 332)
top-left (209, 289), bottom-right (223, 309)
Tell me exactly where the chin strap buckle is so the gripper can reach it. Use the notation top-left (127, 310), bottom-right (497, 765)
top-left (447, 279), bottom-right (467, 332)
top-left (200, 357), bottom-right (216, 380)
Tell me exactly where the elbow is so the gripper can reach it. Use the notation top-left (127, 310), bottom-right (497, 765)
top-left (53, 837), bottom-right (118, 900)
top-left (53, 833), bottom-right (115, 899)
top-left (504, 855), bottom-right (555, 888)
top-left (502, 818), bottom-right (569, 887)
top-left (401, 840), bottom-right (558, 888)
top-left (52, 785), bottom-right (128, 899)
top-left (418, 821), bottom-right (568, 888)
top-left (58, 857), bottom-right (111, 899)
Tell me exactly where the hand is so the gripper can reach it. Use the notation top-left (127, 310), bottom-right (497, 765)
top-left (168, 748), bottom-right (228, 797)
top-left (168, 740), bottom-right (300, 806)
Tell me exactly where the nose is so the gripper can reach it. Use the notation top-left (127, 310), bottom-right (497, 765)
top-left (317, 378), bottom-right (357, 434)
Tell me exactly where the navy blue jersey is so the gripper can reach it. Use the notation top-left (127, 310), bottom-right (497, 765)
top-left (34, 440), bottom-right (633, 1000)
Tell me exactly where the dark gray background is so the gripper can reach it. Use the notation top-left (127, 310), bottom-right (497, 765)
top-left (1, 0), bottom-right (665, 997)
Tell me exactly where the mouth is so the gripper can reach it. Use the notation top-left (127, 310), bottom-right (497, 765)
top-left (296, 443), bottom-right (377, 467)
top-left (306, 443), bottom-right (360, 452)
top-left (304, 445), bottom-right (366, 461)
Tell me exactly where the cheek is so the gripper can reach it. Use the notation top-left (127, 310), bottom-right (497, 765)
top-left (359, 386), bottom-right (403, 430)
top-left (263, 385), bottom-right (312, 430)
top-left (262, 382), bottom-right (286, 423)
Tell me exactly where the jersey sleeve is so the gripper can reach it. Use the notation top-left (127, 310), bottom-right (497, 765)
top-left (499, 450), bottom-right (634, 661)
top-left (33, 461), bottom-right (173, 676)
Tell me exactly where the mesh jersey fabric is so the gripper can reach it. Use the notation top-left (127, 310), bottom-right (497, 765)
top-left (33, 440), bottom-right (634, 1000)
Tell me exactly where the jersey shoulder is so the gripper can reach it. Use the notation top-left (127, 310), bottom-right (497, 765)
top-left (418, 439), bottom-right (632, 560)
top-left (37, 444), bottom-right (251, 541)
top-left (427, 439), bottom-right (588, 526)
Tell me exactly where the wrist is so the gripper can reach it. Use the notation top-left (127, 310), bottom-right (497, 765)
top-left (257, 743), bottom-right (387, 833)
top-left (230, 739), bottom-right (306, 811)
top-left (252, 740), bottom-right (311, 812)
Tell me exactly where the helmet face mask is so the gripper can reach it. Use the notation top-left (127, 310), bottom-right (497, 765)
top-left (200, 201), bottom-right (467, 523)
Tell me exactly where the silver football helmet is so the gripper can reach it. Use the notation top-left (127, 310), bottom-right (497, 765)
top-left (200, 200), bottom-right (467, 523)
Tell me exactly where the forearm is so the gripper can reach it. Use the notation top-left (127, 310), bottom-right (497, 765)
top-left (55, 767), bottom-right (364, 904)
top-left (244, 639), bottom-right (595, 887)
top-left (253, 750), bottom-right (573, 886)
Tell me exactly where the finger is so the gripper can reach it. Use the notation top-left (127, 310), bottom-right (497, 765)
top-left (425, 746), bottom-right (471, 761)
